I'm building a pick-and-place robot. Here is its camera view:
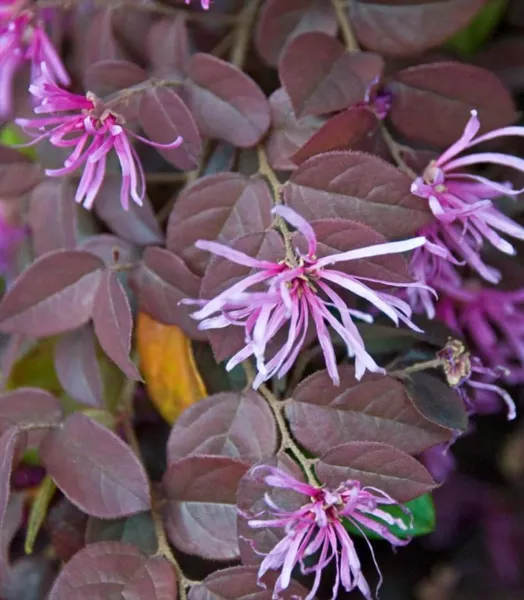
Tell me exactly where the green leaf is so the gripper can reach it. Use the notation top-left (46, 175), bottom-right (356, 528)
top-left (446, 0), bottom-right (507, 57)
top-left (0, 125), bottom-right (37, 160)
top-left (25, 475), bottom-right (57, 554)
top-left (344, 493), bottom-right (435, 540)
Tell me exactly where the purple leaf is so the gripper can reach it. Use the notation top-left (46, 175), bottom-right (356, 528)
top-left (265, 88), bottom-right (323, 171)
top-left (79, 234), bottom-right (135, 267)
top-left (139, 87), bottom-right (201, 171)
top-left (0, 429), bottom-right (23, 534)
top-left (188, 565), bottom-right (312, 600)
top-left (182, 54), bottom-right (270, 148)
top-left (84, 59), bottom-right (147, 97)
top-left (147, 16), bottom-right (189, 79)
top-left (283, 151), bottom-right (433, 238)
top-left (92, 270), bottom-right (141, 380)
top-left (130, 247), bottom-right (204, 339)
top-left (163, 455), bottom-right (248, 560)
top-left (280, 32), bottom-right (383, 117)
top-left (48, 542), bottom-right (150, 600)
top-left (389, 62), bottom-right (517, 147)
top-left (122, 556), bottom-right (178, 600)
top-left (167, 173), bottom-right (273, 277)
top-left (0, 388), bottom-right (62, 436)
top-left (404, 372), bottom-right (468, 431)
top-left (0, 147), bottom-right (42, 198)
top-left (167, 391), bottom-right (278, 464)
top-left (94, 179), bottom-right (163, 246)
top-left (54, 325), bottom-right (104, 407)
top-left (85, 513), bottom-right (157, 555)
top-left (316, 441), bottom-right (437, 502)
top-left (255, 0), bottom-right (338, 67)
top-left (28, 180), bottom-right (77, 257)
top-left (350, 0), bottom-right (488, 56)
top-left (287, 366), bottom-right (452, 458)
top-left (0, 493), bottom-right (24, 584)
top-left (0, 251), bottom-right (104, 337)
top-left (40, 413), bottom-right (150, 518)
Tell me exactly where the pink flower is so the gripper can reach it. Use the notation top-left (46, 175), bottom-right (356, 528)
top-left (246, 466), bottom-right (410, 600)
top-left (411, 110), bottom-right (524, 283)
top-left (437, 339), bottom-right (516, 420)
top-left (185, 0), bottom-right (210, 8)
top-left (0, 0), bottom-right (69, 116)
top-left (15, 65), bottom-right (183, 210)
top-left (437, 284), bottom-right (524, 386)
top-left (185, 206), bottom-right (430, 388)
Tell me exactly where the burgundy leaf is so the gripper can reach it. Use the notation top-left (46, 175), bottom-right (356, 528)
top-left (0, 493), bottom-right (24, 583)
top-left (130, 246), bottom-right (204, 339)
top-left (28, 180), bottom-right (77, 256)
top-left (94, 179), bottom-right (164, 246)
top-left (147, 16), bottom-right (189, 79)
top-left (163, 455), bottom-right (249, 560)
top-left (291, 106), bottom-right (379, 165)
top-left (188, 565), bottom-right (312, 600)
top-left (122, 556), bottom-right (177, 600)
top-left (236, 454), bottom-right (305, 566)
top-left (48, 541), bottom-right (148, 600)
top-left (283, 151), bottom-right (433, 238)
top-left (83, 8), bottom-right (125, 68)
top-left (0, 429), bottom-right (23, 534)
top-left (255, 0), bottom-right (338, 67)
top-left (200, 231), bottom-right (285, 362)
top-left (350, 0), bottom-right (488, 56)
top-left (139, 86), bottom-right (201, 171)
top-left (85, 513), bottom-right (157, 555)
top-left (54, 325), bottom-right (104, 407)
top-left (0, 388), bottom-right (62, 436)
top-left (92, 270), bottom-right (141, 380)
top-left (389, 62), bottom-right (517, 147)
top-left (0, 250), bottom-right (104, 337)
top-left (404, 372), bottom-right (468, 431)
top-left (84, 59), bottom-right (146, 97)
top-left (79, 234), bottom-right (135, 267)
top-left (40, 413), bottom-right (150, 518)
top-left (0, 147), bottom-right (42, 197)
top-left (287, 366), bottom-right (451, 458)
top-left (167, 391), bottom-right (278, 464)
top-left (265, 88), bottom-right (323, 171)
top-left (280, 33), bottom-right (383, 117)
top-left (182, 54), bottom-right (270, 148)
top-left (167, 173), bottom-right (273, 277)
top-left (316, 441), bottom-right (437, 502)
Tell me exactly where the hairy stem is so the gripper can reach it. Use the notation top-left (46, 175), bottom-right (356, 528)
top-left (230, 0), bottom-right (263, 68)
top-left (379, 122), bottom-right (418, 179)
top-left (243, 362), bottom-right (318, 484)
top-left (331, 0), bottom-right (359, 51)
top-left (389, 357), bottom-right (444, 379)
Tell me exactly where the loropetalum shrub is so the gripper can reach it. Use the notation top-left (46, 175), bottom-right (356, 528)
top-left (0, 0), bottom-right (524, 599)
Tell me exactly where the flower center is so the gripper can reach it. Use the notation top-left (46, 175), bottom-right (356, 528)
top-left (423, 160), bottom-right (446, 191)
top-left (85, 92), bottom-right (125, 125)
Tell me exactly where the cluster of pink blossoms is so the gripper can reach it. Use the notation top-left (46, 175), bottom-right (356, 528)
top-left (187, 205), bottom-right (430, 388)
top-left (408, 110), bottom-right (524, 317)
top-left (16, 65), bottom-right (183, 210)
top-left (245, 466), bottom-right (409, 600)
top-left (0, 0), bottom-right (69, 116)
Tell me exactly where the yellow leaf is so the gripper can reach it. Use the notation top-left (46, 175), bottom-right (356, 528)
top-left (25, 475), bottom-right (56, 555)
top-left (136, 312), bottom-right (207, 424)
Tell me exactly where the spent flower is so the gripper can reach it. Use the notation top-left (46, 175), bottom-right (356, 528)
top-left (15, 64), bottom-right (183, 210)
top-left (185, 206), bottom-right (431, 388)
top-left (246, 466), bottom-right (410, 600)
top-left (0, 0), bottom-right (69, 116)
top-left (411, 110), bottom-right (524, 284)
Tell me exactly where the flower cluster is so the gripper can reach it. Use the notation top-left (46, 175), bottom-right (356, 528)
top-left (0, 0), bottom-right (69, 116)
top-left (245, 466), bottom-right (410, 600)
top-left (408, 110), bottom-right (524, 317)
top-left (186, 205), bottom-right (430, 388)
top-left (16, 65), bottom-right (183, 210)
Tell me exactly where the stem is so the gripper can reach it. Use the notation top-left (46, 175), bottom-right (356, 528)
top-left (331, 0), bottom-right (359, 51)
top-left (243, 362), bottom-right (318, 485)
top-left (379, 122), bottom-right (418, 179)
top-left (389, 358), bottom-right (444, 379)
top-left (230, 0), bottom-right (263, 68)
top-left (120, 382), bottom-right (189, 599)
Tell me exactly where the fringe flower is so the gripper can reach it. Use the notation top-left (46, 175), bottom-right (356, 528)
top-left (185, 206), bottom-right (431, 388)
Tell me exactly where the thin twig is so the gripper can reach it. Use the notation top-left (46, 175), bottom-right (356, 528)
top-left (379, 122), bottom-right (418, 179)
top-left (331, 0), bottom-right (359, 51)
top-left (388, 358), bottom-right (444, 379)
top-left (243, 363), bottom-right (318, 484)
top-left (230, 0), bottom-right (263, 68)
